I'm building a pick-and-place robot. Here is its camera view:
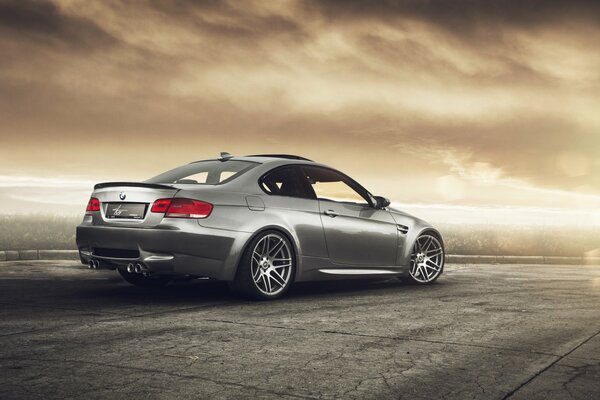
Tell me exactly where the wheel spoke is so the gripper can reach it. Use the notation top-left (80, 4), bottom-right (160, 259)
top-left (412, 264), bottom-right (419, 276)
top-left (268, 270), bottom-right (286, 287)
top-left (423, 237), bottom-right (433, 251)
top-left (254, 238), bottom-right (264, 257)
top-left (253, 268), bottom-right (262, 283)
top-left (259, 273), bottom-right (268, 291)
top-left (426, 248), bottom-right (443, 257)
top-left (422, 262), bottom-right (435, 272)
top-left (415, 241), bottom-right (422, 252)
top-left (416, 265), bottom-right (424, 279)
top-left (255, 270), bottom-right (263, 285)
top-left (269, 239), bottom-right (285, 257)
top-left (426, 259), bottom-right (440, 271)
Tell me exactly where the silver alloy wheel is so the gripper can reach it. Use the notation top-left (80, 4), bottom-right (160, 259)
top-left (251, 233), bottom-right (293, 296)
top-left (409, 234), bottom-right (444, 283)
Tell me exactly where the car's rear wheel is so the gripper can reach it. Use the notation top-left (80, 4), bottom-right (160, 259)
top-left (118, 269), bottom-right (172, 288)
top-left (230, 230), bottom-right (295, 300)
top-left (405, 233), bottom-right (444, 284)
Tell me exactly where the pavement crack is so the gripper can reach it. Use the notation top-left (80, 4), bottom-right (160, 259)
top-left (204, 318), bottom-right (560, 357)
top-left (127, 301), bottom-right (235, 318)
top-left (501, 327), bottom-right (600, 399)
top-left (2, 355), bottom-right (319, 400)
top-left (0, 328), bottom-right (50, 338)
top-left (0, 301), bottom-right (235, 339)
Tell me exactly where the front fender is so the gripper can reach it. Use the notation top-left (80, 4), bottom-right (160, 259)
top-left (389, 210), bottom-right (444, 267)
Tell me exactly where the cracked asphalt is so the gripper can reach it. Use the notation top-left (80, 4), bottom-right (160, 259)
top-left (1, 261), bottom-right (599, 399)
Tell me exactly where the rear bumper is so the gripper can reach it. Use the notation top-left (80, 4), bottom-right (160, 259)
top-left (76, 224), bottom-right (252, 280)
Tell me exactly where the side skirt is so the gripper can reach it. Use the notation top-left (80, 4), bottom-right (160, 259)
top-left (318, 269), bottom-right (401, 275)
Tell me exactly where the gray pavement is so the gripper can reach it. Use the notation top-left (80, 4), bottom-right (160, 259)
top-left (0, 261), bottom-right (599, 399)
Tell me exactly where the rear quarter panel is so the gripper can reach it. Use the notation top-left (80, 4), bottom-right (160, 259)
top-left (176, 186), bottom-right (328, 280)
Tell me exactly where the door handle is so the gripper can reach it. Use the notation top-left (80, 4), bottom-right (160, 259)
top-left (324, 210), bottom-right (339, 217)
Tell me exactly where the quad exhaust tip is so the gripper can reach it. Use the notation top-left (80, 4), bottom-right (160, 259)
top-left (134, 263), bottom-right (143, 274)
top-left (90, 260), bottom-right (147, 274)
top-left (126, 263), bottom-right (146, 274)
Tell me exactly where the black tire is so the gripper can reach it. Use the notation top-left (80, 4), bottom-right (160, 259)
top-left (403, 232), bottom-right (445, 285)
top-left (229, 230), bottom-right (296, 300)
top-left (118, 269), bottom-right (172, 288)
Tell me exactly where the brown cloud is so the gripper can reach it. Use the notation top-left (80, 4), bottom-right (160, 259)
top-left (307, 0), bottom-right (600, 36)
top-left (0, 0), bottom-right (598, 209)
top-left (0, 0), bottom-right (118, 51)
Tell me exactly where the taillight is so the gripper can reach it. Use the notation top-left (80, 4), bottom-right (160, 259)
top-left (151, 198), bottom-right (172, 213)
top-left (86, 197), bottom-right (100, 212)
top-left (151, 198), bottom-right (213, 219)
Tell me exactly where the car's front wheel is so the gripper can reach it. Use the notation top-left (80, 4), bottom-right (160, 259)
top-left (405, 233), bottom-right (444, 284)
top-left (118, 269), bottom-right (172, 288)
top-left (230, 230), bottom-right (295, 300)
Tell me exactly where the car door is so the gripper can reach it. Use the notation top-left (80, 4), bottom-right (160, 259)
top-left (300, 166), bottom-right (398, 267)
top-left (258, 165), bottom-right (328, 260)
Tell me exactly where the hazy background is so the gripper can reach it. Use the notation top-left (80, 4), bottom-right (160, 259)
top-left (0, 0), bottom-right (598, 254)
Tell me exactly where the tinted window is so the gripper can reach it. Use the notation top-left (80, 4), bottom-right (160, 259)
top-left (260, 166), bottom-right (316, 199)
top-left (147, 160), bottom-right (257, 185)
top-left (301, 166), bottom-right (372, 205)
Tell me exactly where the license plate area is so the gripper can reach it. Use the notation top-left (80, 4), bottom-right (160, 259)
top-left (105, 203), bottom-right (148, 219)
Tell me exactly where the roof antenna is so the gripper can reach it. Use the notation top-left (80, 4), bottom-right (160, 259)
top-left (218, 152), bottom-right (233, 161)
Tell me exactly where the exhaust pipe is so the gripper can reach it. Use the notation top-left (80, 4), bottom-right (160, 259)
top-left (93, 260), bottom-right (100, 269)
top-left (127, 263), bottom-right (135, 273)
top-left (88, 260), bottom-right (94, 269)
top-left (134, 263), bottom-right (143, 274)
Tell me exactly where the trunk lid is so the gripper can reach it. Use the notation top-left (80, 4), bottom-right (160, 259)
top-left (91, 182), bottom-right (179, 228)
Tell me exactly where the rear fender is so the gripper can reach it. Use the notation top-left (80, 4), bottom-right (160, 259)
top-left (219, 221), bottom-right (303, 282)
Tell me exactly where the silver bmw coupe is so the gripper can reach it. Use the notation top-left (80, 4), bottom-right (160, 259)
top-left (76, 153), bottom-right (444, 299)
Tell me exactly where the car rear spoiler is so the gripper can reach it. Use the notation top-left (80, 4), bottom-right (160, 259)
top-left (94, 182), bottom-right (175, 190)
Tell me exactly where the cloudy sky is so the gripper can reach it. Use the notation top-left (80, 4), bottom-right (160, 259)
top-left (0, 0), bottom-right (599, 222)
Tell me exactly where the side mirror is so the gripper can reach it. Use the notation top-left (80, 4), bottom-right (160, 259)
top-left (373, 196), bottom-right (390, 209)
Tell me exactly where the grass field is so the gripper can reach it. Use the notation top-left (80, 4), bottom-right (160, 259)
top-left (0, 214), bottom-right (598, 257)
top-left (0, 215), bottom-right (81, 251)
top-left (438, 223), bottom-right (599, 257)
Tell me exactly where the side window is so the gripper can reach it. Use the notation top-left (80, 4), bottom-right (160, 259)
top-left (260, 166), bottom-right (316, 199)
top-left (302, 166), bottom-right (370, 205)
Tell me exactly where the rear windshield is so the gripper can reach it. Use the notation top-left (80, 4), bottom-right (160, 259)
top-left (146, 160), bottom-right (258, 185)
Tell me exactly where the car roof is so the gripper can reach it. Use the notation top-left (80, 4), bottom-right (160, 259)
top-left (245, 154), bottom-right (313, 161)
top-left (191, 154), bottom-right (315, 165)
